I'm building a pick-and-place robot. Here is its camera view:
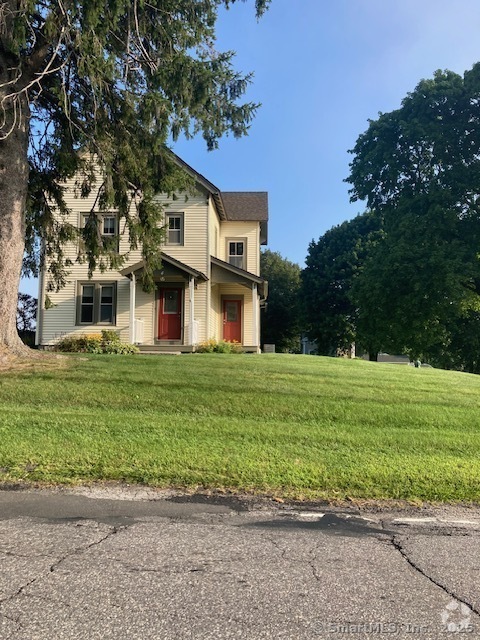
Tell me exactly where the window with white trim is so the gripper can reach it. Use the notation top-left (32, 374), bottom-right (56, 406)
top-left (166, 213), bottom-right (184, 245)
top-left (227, 240), bottom-right (246, 269)
top-left (102, 215), bottom-right (116, 237)
top-left (77, 282), bottom-right (116, 325)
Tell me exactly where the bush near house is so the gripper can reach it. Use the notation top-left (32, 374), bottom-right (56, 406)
top-left (196, 339), bottom-right (243, 353)
top-left (55, 330), bottom-right (138, 354)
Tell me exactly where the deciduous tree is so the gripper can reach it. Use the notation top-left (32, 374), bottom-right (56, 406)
top-left (0, 0), bottom-right (270, 354)
top-left (346, 65), bottom-right (480, 366)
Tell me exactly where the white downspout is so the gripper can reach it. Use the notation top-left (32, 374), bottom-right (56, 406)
top-left (252, 282), bottom-right (258, 351)
top-left (129, 273), bottom-right (136, 343)
top-left (189, 275), bottom-right (195, 346)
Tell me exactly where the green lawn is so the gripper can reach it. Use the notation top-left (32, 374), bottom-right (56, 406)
top-left (1, 353), bottom-right (480, 501)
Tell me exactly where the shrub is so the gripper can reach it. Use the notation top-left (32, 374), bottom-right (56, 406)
top-left (55, 331), bottom-right (138, 354)
top-left (196, 339), bottom-right (242, 354)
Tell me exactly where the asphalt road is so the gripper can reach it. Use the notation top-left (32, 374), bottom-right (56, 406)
top-left (0, 487), bottom-right (479, 639)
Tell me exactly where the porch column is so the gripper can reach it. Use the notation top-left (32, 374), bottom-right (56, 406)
top-left (129, 273), bottom-right (136, 343)
top-left (189, 275), bottom-right (195, 345)
top-left (252, 282), bottom-right (258, 348)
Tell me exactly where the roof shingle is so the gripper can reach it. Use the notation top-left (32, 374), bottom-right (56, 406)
top-left (221, 192), bottom-right (268, 222)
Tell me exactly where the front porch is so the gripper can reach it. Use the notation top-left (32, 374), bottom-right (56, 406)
top-left (119, 253), bottom-right (207, 351)
top-left (119, 253), bottom-right (267, 353)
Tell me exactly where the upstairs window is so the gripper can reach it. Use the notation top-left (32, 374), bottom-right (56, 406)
top-left (102, 216), bottom-right (117, 237)
top-left (228, 240), bottom-right (246, 270)
top-left (166, 213), bottom-right (184, 245)
top-left (80, 213), bottom-right (118, 251)
top-left (77, 282), bottom-right (116, 325)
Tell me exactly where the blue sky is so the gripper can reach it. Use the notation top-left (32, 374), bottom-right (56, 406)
top-left (20, 0), bottom-right (480, 296)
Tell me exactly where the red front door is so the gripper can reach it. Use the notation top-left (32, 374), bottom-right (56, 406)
top-left (223, 299), bottom-right (242, 343)
top-left (158, 288), bottom-right (182, 340)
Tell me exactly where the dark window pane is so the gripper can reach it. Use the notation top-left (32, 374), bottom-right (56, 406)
top-left (81, 305), bottom-right (94, 323)
top-left (229, 242), bottom-right (236, 255)
top-left (164, 290), bottom-right (178, 313)
top-left (236, 243), bottom-right (244, 256)
top-left (100, 304), bottom-right (113, 323)
top-left (226, 302), bottom-right (238, 322)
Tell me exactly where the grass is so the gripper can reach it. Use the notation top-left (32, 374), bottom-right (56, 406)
top-left (1, 353), bottom-right (480, 501)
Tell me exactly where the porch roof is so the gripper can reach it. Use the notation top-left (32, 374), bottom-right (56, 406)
top-left (119, 253), bottom-right (208, 281)
top-left (211, 256), bottom-right (268, 299)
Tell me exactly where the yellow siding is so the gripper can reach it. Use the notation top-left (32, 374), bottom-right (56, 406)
top-left (212, 284), bottom-right (255, 346)
top-left (40, 178), bottom-right (211, 345)
top-left (40, 173), bottom-right (262, 348)
top-left (219, 221), bottom-right (260, 275)
top-left (157, 190), bottom-right (209, 273)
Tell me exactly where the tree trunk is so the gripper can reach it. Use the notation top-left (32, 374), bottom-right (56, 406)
top-left (0, 68), bottom-right (30, 356)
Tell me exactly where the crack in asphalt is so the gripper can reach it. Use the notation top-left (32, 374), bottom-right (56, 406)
top-left (0, 523), bottom-right (126, 615)
top-left (48, 525), bottom-right (122, 575)
top-left (0, 604), bottom-right (24, 638)
top-left (263, 534), bottom-right (322, 584)
top-left (389, 535), bottom-right (480, 619)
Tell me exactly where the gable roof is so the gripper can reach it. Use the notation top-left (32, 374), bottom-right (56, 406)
top-left (221, 192), bottom-right (268, 222)
top-left (170, 153), bottom-right (226, 220)
top-left (119, 252), bottom-right (207, 281)
top-left (171, 153), bottom-right (268, 219)
top-left (211, 256), bottom-right (268, 298)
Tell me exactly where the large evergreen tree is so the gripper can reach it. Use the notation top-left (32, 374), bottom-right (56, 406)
top-left (0, 0), bottom-right (270, 355)
top-left (260, 249), bottom-right (301, 352)
top-left (302, 212), bottom-right (382, 358)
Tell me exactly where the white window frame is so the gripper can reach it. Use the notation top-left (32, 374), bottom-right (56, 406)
top-left (165, 213), bottom-right (184, 246)
top-left (102, 215), bottom-right (117, 237)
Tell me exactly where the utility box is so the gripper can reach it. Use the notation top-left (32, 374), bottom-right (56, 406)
top-left (263, 344), bottom-right (275, 353)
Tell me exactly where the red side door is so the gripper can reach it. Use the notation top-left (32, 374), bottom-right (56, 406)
top-left (223, 299), bottom-right (242, 343)
top-left (158, 288), bottom-right (182, 340)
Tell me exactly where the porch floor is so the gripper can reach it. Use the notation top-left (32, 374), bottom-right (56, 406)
top-left (138, 345), bottom-right (194, 354)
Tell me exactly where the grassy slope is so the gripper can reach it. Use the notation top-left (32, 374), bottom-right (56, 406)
top-left (0, 354), bottom-right (479, 501)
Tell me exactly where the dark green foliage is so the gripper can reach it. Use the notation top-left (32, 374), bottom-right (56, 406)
top-left (2, 0), bottom-right (270, 293)
top-left (16, 293), bottom-right (37, 347)
top-left (260, 250), bottom-right (302, 352)
top-left (346, 64), bottom-right (480, 371)
top-left (17, 293), bottom-right (38, 333)
top-left (302, 212), bottom-right (382, 356)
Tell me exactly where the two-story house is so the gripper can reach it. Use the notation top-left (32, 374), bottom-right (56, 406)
top-left (35, 156), bottom-right (268, 352)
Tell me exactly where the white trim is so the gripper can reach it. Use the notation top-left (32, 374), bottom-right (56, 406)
top-left (252, 282), bottom-right (258, 348)
top-left (189, 275), bottom-right (195, 345)
top-left (129, 274), bottom-right (136, 343)
top-left (35, 265), bottom-right (45, 346)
